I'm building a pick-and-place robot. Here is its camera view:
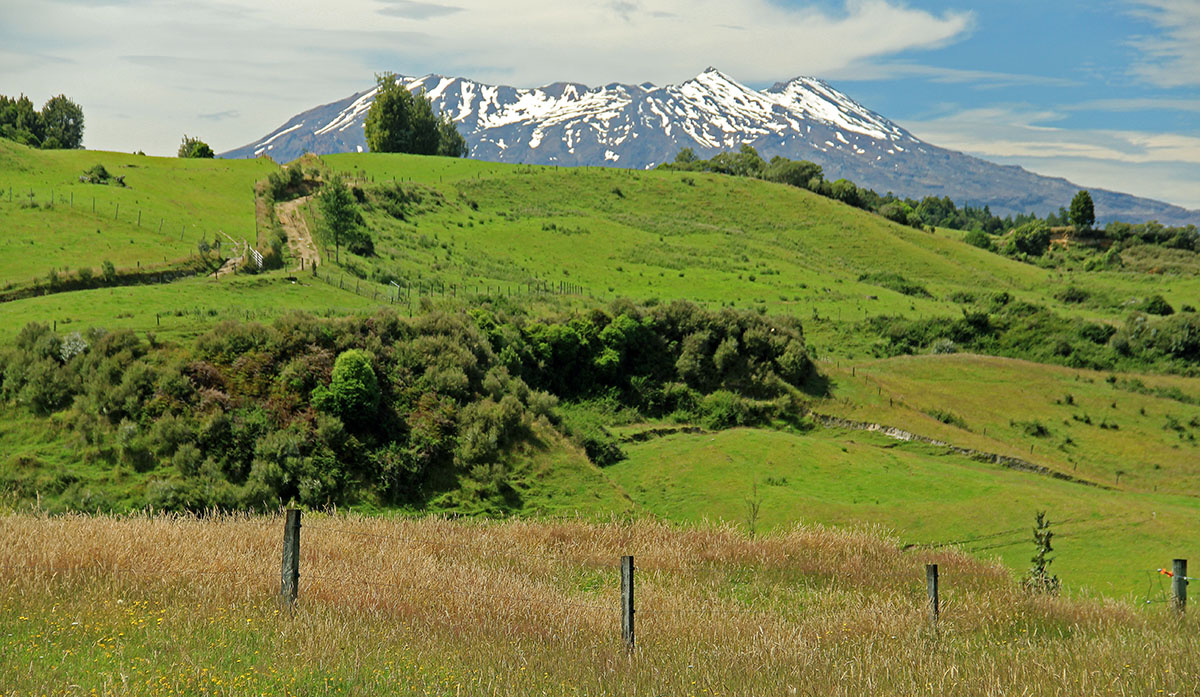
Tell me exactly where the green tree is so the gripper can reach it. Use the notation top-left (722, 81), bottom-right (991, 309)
top-left (316, 174), bottom-right (358, 262)
top-left (436, 113), bottom-right (468, 157)
top-left (0, 94), bottom-right (44, 146)
top-left (673, 147), bottom-right (699, 165)
top-left (830, 179), bottom-right (862, 208)
top-left (313, 349), bottom-right (380, 427)
top-left (177, 135), bottom-right (214, 158)
top-left (1005, 221), bottom-right (1052, 256)
top-left (39, 95), bottom-right (84, 149)
top-left (365, 73), bottom-right (464, 157)
top-left (763, 156), bottom-right (823, 190)
top-left (1069, 190), bottom-right (1095, 232)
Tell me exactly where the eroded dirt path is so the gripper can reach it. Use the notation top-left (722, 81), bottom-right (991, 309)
top-left (276, 196), bottom-right (320, 271)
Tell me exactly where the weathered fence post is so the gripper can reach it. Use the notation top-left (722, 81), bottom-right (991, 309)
top-left (280, 509), bottom-right (301, 607)
top-left (621, 556), bottom-right (635, 650)
top-left (115, 203), bottom-right (119, 220)
top-left (1173, 558), bottom-right (1187, 614)
top-left (926, 564), bottom-right (939, 632)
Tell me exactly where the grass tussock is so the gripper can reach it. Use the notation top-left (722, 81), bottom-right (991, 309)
top-left (0, 512), bottom-right (1195, 695)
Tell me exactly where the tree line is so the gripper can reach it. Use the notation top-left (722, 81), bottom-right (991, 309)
top-left (0, 93), bottom-right (84, 149)
top-left (660, 146), bottom-right (1101, 236)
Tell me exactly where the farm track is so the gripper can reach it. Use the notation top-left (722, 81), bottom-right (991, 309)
top-left (276, 196), bottom-right (320, 271)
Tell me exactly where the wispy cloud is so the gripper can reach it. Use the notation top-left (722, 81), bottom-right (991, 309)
top-left (198, 109), bottom-right (240, 121)
top-left (830, 61), bottom-right (1079, 89)
top-left (904, 105), bottom-right (1200, 209)
top-left (1066, 97), bottom-right (1200, 113)
top-left (376, 0), bottom-right (462, 20)
top-left (1127, 0), bottom-right (1200, 88)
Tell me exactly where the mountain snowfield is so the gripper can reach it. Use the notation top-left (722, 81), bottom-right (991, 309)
top-left (224, 68), bottom-right (1198, 225)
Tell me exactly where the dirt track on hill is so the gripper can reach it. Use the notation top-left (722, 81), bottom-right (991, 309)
top-left (276, 196), bottom-right (320, 271)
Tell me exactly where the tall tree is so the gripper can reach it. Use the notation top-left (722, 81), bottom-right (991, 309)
top-left (317, 174), bottom-right (357, 263)
top-left (1069, 190), bottom-right (1095, 232)
top-left (39, 95), bottom-right (84, 149)
top-left (178, 135), bottom-right (215, 158)
top-left (436, 113), bottom-right (468, 157)
top-left (365, 73), bottom-right (466, 157)
top-left (0, 94), bottom-right (44, 146)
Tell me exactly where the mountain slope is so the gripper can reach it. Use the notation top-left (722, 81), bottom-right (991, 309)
top-left (224, 69), bottom-right (1198, 225)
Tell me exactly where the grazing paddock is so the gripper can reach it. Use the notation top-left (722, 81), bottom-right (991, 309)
top-left (0, 512), bottom-right (1195, 695)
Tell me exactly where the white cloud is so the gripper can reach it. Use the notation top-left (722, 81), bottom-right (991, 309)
top-left (826, 61), bottom-right (1078, 89)
top-left (904, 106), bottom-right (1200, 210)
top-left (1127, 0), bottom-right (1200, 88)
top-left (0, 0), bottom-right (970, 154)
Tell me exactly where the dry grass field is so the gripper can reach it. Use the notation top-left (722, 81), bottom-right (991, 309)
top-left (0, 511), bottom-right (1196, 695)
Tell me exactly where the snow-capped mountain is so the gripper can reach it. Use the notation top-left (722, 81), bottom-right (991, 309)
top-left (223, 68), bottom-right (1198, 225)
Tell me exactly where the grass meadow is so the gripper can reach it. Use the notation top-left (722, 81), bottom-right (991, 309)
top-left (1, 511), bottom-right (1197, 696)
top-left (0, 140), bottom-right (274, 288)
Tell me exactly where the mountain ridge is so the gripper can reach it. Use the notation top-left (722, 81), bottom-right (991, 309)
top-left (222, 68), bottom-right (1199, 226)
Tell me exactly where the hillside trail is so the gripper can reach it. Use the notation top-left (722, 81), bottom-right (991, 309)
top-left (276, 196), bottom-right (321, 271)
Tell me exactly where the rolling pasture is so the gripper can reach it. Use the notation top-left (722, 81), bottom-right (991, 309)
top-left (1, 143), bottom-right (1199, 605)
top-left (0, 140), bottom-right (273, 289)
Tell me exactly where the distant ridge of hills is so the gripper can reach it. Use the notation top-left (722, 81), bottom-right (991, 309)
top-left (224, 68), bottom-right (1199, 226)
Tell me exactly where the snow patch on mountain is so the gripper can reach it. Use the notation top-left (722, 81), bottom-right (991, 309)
top-left (223, 67), bottom-right (1199, 225)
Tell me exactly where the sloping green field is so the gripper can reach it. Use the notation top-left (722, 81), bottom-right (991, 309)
top-left (0, 140), bottom-right (274, 285)
top-left (600, 425), bottom-right (1198, 597)
top-left (2, 145), bottom-right (1199, 598)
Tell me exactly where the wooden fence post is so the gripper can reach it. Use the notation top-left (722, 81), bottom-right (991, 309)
top-left (1173, 558), bottom-right (1187, 614)
top-left (926, 564), bottom-right (939, 632)
top-left (280, 509), bottom-right (301, 607)
top-left (621, 555), bottom-right (635, 650)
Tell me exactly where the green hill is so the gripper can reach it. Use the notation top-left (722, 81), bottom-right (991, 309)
top-left (1, 143), bottom-right (1198, 598)
top-left (0, 139), bottom-right (275, 292)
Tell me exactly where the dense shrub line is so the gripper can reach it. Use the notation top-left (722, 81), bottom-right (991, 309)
top-left (0, 301), bottom-right (816, 512)
top-left (867, 291), bottom-right (1200, 374)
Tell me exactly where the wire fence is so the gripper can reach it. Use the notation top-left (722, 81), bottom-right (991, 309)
top-left (0, 512), bottom-right (1191, 648)
top-left (0, 183), bottom-right (253, 295)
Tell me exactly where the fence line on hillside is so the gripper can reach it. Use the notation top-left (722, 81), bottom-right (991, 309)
top-left (0, 183), bottom-right (255, 290)
top-left (308, 265), bottom-right (589, 308)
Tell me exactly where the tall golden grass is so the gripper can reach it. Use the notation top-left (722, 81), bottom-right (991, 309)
top-left (0, 511), bottom-right (1195, 696)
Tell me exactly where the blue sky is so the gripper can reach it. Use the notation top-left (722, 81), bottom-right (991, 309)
top-left (2, 0), bottom-right (1197, 209)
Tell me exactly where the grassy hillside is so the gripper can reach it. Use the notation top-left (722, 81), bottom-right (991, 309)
top-left (3, 146), bottom-right (1200, 600)
top-left (0, 139), bottom-right (274, 288)
top-left (602, 426), bottom-right (1198, 597)
top-left (2, 513), bottom-right (1196, 696)
top-left (821, 354), bottom-right (1200, 494)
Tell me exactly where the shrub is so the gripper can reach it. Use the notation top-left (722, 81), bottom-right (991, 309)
top-left (1136, 295), bottom-right (1174, 316)
top-left (1055, 286), bottom-right (1089, 304)
top-left (858, 272), bottom-right (932, 299)
top-left (313, 349), bottom-right (380, 427)
top-left (963, 229), bottom-right (994, 251)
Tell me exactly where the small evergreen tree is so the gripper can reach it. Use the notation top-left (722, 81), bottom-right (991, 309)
top-left (1069, 190), bottom-right (1095, 232)
top-left (316, 174), bottom-right (359, 262)
top-left (1023, 510), bottom-right (1060, 594)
